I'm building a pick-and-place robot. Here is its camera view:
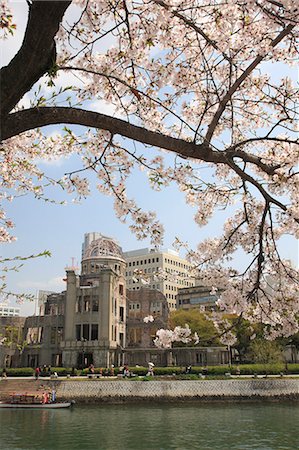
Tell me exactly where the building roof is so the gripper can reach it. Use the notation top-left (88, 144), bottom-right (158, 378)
top-left (82, 234), bottom-right (124, 261)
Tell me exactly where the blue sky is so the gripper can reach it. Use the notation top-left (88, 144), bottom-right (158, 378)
top-left (1, 1), bottom-right (298, 316)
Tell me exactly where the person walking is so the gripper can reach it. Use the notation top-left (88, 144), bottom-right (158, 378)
top-left (35, 366), bottom-right (40, 380)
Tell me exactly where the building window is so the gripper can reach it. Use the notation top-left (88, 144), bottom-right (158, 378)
top-left (119, 284), bottom-right (124, 295)
top-left (83, 324), bottom-right (89, 340)
top-left (92, 297), bottom-right (99, 312)
top-left (119, 306), bottom-right (124, 322)
top-left (84, 296), bottom-right (90, 312)
top-left (91, 324), bottom-right (98, 341)
top-left (26, 327), bottom-right (43, 344)
top-left (76, 324), bottom-right (81, 341)
top-left (50, 327), bottom-right (62, 345)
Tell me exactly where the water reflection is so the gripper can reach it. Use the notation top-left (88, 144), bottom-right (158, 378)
top-left (1, 402), bottom-right (298, 449)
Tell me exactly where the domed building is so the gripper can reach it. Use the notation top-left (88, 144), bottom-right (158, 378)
top-left (60, 234), bottom-right (126, 368)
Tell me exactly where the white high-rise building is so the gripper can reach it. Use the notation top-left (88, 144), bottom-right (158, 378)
top-left (0, 304), bottom-right (20, 317)
top-left (123, 248), bottom-right (195, 310)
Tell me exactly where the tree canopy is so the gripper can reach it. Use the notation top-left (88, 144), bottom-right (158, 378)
top-left (169, 309), bottom-right (219, 346)
top-left (0, 0), bottom-right (298, 339)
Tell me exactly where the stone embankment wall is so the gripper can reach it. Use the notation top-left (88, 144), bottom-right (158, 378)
top-left (1, 379), bottom-right (299, 403)
top-left (56, 379), bottom-right (299, 403)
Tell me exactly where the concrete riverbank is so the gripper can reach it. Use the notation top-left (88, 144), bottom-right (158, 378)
top-left (1, 378), bottom-right (299, 403)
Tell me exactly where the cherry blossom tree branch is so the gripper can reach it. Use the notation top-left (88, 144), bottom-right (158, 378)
top-left (0, 0), bottom-right (71, 117)
top-left (205, 23), bottom-right (295, 143)
top-left (152, 0), bottom-right (233, 63)
top-left (3, 106), bottom-right (283, 180)
top-left (1, 106), bottom-right (217, 161)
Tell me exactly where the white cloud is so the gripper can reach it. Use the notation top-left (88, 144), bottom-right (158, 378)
top-left (88, 99), bottom-right (123, 119)
top-left (17, 276), bottom-right (66, 292)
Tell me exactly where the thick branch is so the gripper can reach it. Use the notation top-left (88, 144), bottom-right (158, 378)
top-left (2, 106), bottom-right (217, 161)
top-left (0, 1), bottom-right (71, 118)
top-left (2, 106), bottom-right (282, 179)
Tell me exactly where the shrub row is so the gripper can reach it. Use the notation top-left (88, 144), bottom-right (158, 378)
top-left (3, 363), bottom-right (299, 377)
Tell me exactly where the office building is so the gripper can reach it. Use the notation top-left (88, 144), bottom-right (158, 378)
top-left (0, 304), bottom-right (20, 317)
top-left (123, 247), bottom-right (195, 310)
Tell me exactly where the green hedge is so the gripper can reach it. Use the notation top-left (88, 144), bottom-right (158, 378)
top-left (286, 364), bottom-right (299, 374)
top-left (130, 364), bottom-right (299, 376)
top-left (50, 367), bottom-right (78, 376)
top-left (5, 368), bottom-right (34, 377)
top-left (3, 363), bottom-right (299, 377)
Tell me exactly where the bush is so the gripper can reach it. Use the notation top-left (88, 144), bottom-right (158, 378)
top-left (5, 368), bottom-right (34, 377)
top-left (233, 363), bottom-right (285, 375)
top-left (4, 363), bottom-right (299, 378)
top-left (286, 364), bottom-right (299, 374)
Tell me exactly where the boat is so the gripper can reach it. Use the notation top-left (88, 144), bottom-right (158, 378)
top-left (0, 401), bottom-right (73, 409)
top-left (0, 393), bottom-right (74, 409)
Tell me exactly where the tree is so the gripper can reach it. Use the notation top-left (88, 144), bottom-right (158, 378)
top-left (0, 1), bottom-right (298, 338)
top-left (0, 325), bottom-right (27, 367)
top-left (169, 309), bottom-right (219, 346)
top-left (247, 339), bottom-right (283, 364)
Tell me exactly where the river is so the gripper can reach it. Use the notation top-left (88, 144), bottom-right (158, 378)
top-left (1, 402), bottom-right (298, 449)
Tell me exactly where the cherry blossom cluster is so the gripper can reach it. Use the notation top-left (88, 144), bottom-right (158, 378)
top-left (0, 0), bottom-right (15, 38)
top-left (153, 324), bottom-right (204, 349)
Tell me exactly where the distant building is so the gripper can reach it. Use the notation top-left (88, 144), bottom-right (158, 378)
top-left (0, 304), bottom-right (20, 317)
top-left (126, 288), bottom-right (169, 348)
top-left (177, 285), bottom-right (219, 311)
top-left (0, 234), bottom-right (231, 369)
top-left (22, 234), bottom-right (127, 369)
top-left (37, 290), bottom-right (55, 316)
top-left (123, 248), bottom-right (195, 311)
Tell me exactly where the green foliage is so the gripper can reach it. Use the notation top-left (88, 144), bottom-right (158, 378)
top-left (3, 364), bottom-right (299, 377)
top-left (286, 364), bottom-right (299, 374)
top-left (5, 368), bottom-right (34, 377)
top-left (169, 309), bottom-right (219, 346)
top-left (231, 318), bottom-right (264, 362)
top-left (247, 339), bottom-right (283, 364)
top-left (0, 325), bottom-right (27, 354)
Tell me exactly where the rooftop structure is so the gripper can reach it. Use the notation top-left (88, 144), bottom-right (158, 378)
top-left (177, 285), bottom-right (219, 311)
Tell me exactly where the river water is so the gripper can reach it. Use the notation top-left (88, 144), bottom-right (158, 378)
top-left (1, 402), bottom-right (298, 450)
